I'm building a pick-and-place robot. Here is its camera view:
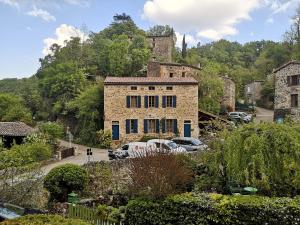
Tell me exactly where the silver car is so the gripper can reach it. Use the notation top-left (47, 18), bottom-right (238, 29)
top-left (172, 137), bottom-right (208, 151)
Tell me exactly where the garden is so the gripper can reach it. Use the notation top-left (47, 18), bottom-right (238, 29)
top-left (1, 122), bottom-right (300, 224)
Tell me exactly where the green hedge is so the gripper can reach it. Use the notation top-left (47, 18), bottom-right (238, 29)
top-left (125, 193), bottom-right (300, 225)
top-left (0, 214), bottom-right (89, 225)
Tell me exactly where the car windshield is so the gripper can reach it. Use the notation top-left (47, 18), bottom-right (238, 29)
top-left (191, 139), bottom-right (203, 145)
top-left (241, 113), bottom-right (248, 117)
top-left (167, 141), bottom-right (178, 149)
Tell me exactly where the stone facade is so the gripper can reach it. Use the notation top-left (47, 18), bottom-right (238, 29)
top-left (274, 61), bottom-right (300, 121)
top-left (147, 35), bottom-right (174, 62)
top-left (221, 76), bottom-right (236, 111)
top-left (245, 80), bottom-right (264, 105)
top-left (104, 77), bottom-right (199, 143)
top-left (147, 61), bottom-right (201, 78)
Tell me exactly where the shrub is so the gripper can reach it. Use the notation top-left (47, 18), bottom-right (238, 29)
top-left (39, 122), bottom-right (64, 144)
top-left (44, 164), bottom-right (88, 202)
top-left (0, 214), bottom-right (89, 225)
top-left (125, 193), bottom-right (300, 225)
top-left (128, 151), bottom-right (193, 199)
top-left (96, 130), bottom-right (111, 148)
top-left (218, 123), bottom-right (300, 196)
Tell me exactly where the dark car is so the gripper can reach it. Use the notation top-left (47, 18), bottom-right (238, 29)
top-left (171, 137), bottom-right (208, 152)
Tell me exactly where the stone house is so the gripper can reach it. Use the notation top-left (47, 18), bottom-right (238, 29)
top-left (221, 76), bottom-right (236, 111)
top-left (274, 61), bottom-right (300, 121)
top-left (245, 80), bottom-right (264, 105)
top-left (147, 61), bottom-right (201, 78)
top-left (147, 34), bottom-right (175, 63)
top-left (104, 76), bottom-right (199, 143)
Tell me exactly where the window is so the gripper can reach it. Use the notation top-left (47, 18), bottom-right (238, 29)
top-left (126, 119), bottom-right (138, 134)
top-left (166, 119), bottom-right (174, 132)
top-left (149, 86), bottom-right (155, 90)
top-left (130, 96), bottom-right (138, 108)
top-left (149, 96), bottom-right (156, 107)
top-left (289, 75), bottom-right (300, 86)
top-left (291, 94), bottom-right (298, 107)
top-left (166, 96), bottom-right (173, 107)
top-left (148, 119), bottom-right (156, 133)
top-left (166, 86), bottom-right (173, 90)
top-left (131, 86), bottom-right (137, 90)
top-left (170, 73), bottom-right (173, 78)
top-left (182, 72), bottom-right (186, 77)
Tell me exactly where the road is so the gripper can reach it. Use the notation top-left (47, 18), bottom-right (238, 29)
top-left (255, 107), bottom-right (274, 123)
top-left (41, 140), bottom-right (109, 174)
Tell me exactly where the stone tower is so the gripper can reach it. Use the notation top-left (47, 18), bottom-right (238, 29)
top-left (147, 33), bottom-right (175, 63)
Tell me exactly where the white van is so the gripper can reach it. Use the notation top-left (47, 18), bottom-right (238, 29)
top-left (147, 139), bottom-right (187, 153)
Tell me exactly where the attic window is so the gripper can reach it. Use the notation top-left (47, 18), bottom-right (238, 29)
top-left (182, 72), bottom-right (186, 77)
top-left (166, 86), bottom-right (173, 90)
top-left (149, 86), bottom-right (155, 90)
top-left (170, 73), bottom-right (174, 78)
top-left (131, 86), bottom-right (137, 90)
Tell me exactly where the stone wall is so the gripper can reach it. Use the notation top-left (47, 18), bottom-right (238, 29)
top-left (274, 62), bottom-right (300, 121)
top-left (147, 35), bottom-right (174, 62)
top-left (221, 76), bottom-right (235, 111)
top-left (104, 84), bottom-right (199, 143)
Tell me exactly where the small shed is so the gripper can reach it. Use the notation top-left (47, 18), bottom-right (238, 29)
top-left (0, 122), bottom-right (34, 148)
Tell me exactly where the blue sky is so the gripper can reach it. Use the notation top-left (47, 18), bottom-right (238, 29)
top-left (0, 0), bottom-right (298, 79)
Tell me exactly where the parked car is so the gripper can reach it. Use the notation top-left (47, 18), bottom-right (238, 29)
top-left (172, 137), bottom-right (208, 151)
top-left (108, 142), bottom-right (156, 160)
top-left (147, 139), bottom-right (186, 153)
top-left (228, 112), bottom-right (252, 123)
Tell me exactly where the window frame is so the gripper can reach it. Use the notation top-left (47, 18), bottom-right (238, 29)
top-left (148, 119), bottom-right (156, 133)
top-left (130, 96), bottom-right (138, 108)
top-left (148, 96), bottom-right (156, 108)
top-left (291, 94), bottom-right (298, 108)
top-left (166, 96), bottom-right (173, 108)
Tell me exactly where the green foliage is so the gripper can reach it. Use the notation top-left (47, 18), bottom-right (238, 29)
top-left (97, 204), bottom-right (122, 223)
top-left (44, 164), bottom-right (88, 202)
top-left (218, 123), bottom-right (300, 196)
top-left (1, 214), bottom-right (89, 225)
top-left (147, 25), bottom-right (173, 36)
top-left (96, 130), bottom-right (112, 148)
top-left (39, 122), bottom-right (64, 140)
top-left (125, 193), bottom-right (300, 225)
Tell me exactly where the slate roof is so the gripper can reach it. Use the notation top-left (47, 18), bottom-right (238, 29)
top-left (0, 122), bottom-right (34, 137)
top-left (104, 76), bottom-right (199, 85)
top-left (273, 61), bottom-right (300, 73)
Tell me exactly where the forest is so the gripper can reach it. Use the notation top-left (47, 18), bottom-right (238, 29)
top-left (0, 7), bottom-right (300, 146)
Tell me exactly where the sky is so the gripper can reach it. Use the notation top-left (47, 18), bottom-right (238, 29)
top-left (0, 0), bottom-right (299, 79)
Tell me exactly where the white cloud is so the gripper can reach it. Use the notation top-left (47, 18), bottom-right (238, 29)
top-left (43, 24), bottom-right (89, 55)
top-left (64, 0), bottom-right (90, 7)
top-left (175, 32), bottom-right (200, 47)
top-left (263, 0), bottom-right (300, 14)
top-left (250, 31), bottom-right (255, 36)
top-left (26, 6), bottom-right (56, 22)
top-left (0, 0), bottom-right (19, 9)
top-left (143, 0), bottom-right (260, 41)
top-left (266, 17), bottom-right (274, 24)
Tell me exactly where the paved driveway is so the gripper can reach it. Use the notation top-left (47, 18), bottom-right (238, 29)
top-left (255, 107), bottom-right (274, 123)
top-left (41, 140), bottom-right (109, 174)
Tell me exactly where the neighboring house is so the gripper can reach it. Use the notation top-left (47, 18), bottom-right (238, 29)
top-left (147, 61), bottom-right (201, 78)
top-left (221, 75), bottom-right (236, 112)
top-left (245, 80), bottom-right (264, 105)
top-left (104, 76), bottom-right (199, 143)
top-left (0, 122), bottom-right (34, 148)
top-left (147, 34), bottom-right (175, 63)
top-left (274, 61), bottom-right (300, 121)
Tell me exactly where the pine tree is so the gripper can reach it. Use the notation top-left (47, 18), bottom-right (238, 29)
top-left (182, 34), bottom-right (187, 59)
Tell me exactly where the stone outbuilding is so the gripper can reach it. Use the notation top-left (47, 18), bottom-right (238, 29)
top-left (245, 80), bottom-right (264, 105)
top-left (274, 61), bottom-right (300, 121)
top-left (104, 76), bottom-right (199, 143)
top-left (0, 122), bottom-right (34, 148)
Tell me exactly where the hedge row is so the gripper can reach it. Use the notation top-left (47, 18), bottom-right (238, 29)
top-left (125, 193), bottom-right (300, 225)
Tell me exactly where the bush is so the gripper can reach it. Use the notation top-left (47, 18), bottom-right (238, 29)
top-left (125, 193), bottom-right (300, 225)
top-left (128, 151), bottom-right (193, 199)
top-left (96, 130), bottom-right (112, 148)
top-left (39, 122), bottom-right (64, 144)
top-left (0, 214), bottom-right (89, 225)
top-left (218, 123), bottom-right (300, 196)
top-left (44, 164), bottom-right (88, 202)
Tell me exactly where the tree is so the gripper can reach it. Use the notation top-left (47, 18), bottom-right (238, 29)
top-left (148, 25), bottom-right (173, 36)
top-left (44, 164), bottom-right (88, 202)
top-left (182, 34), bottom-right (187, 59)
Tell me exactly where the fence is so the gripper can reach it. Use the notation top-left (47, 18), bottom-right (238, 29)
top-left (60, 147), bottom-right (75, 159)
top-left (68, 204), bottom-right (123, 225)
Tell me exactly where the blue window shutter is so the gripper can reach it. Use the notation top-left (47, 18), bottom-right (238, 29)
top-left (144, 96), bottom-right (148, 108)
top-left (173, 119), bottom-right (177, 134)
top-left (161, 119), bottom-right (166, 133)
top-left (126, 96), bottom-right (131, 108)
top-left (155, 96), bottom-right (159, 108)
top-left (134, 119), bottom-right (138, 133)
top-left (162, 96), bottom-right (166, 108)
top-left (137, 96), bottom-right (141, 108)
top-left (144, 119), bottom-right (148, 133)
top-left (126, 119), bottom-right (130, 134)
top-left (156, 119), bottom-right (160, 133)
top-left (173, 96), bottom-right (177, 108)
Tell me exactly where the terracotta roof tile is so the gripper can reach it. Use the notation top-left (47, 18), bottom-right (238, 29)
top-left (104, 76), bottom-right (198, 85)
top-left (0, 122), bottom-right (34, 137)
